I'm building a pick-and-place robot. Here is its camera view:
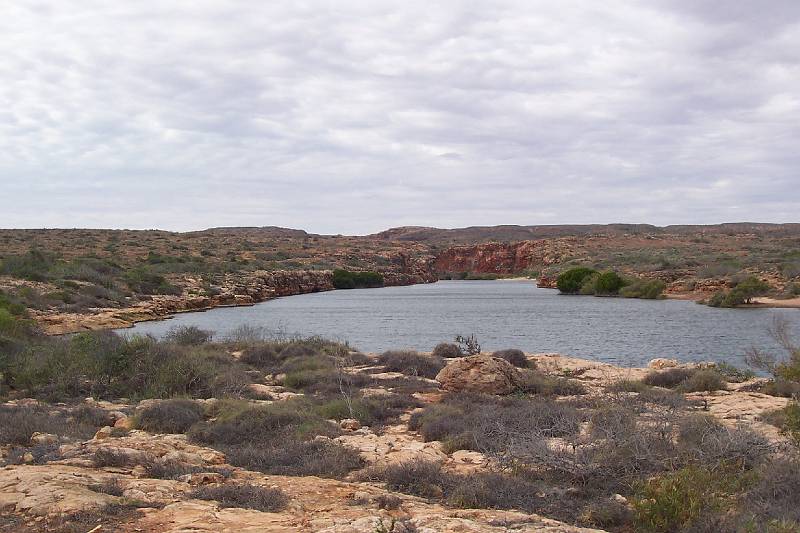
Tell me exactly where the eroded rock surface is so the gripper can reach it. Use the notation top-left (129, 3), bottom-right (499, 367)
top-left (435, 355), bottom-right (521, 394)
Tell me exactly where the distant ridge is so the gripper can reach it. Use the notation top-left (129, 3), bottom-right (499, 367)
top-left (371, 223), bottom-right (800, 243)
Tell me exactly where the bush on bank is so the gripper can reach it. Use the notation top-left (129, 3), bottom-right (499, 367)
top-left (556, 267), bottom-right (665, 299)
top-left (332, 269), bottom-right (384, 289)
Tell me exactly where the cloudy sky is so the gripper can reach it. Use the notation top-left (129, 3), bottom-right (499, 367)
top-left (2, 1), bottom-right (798, 234)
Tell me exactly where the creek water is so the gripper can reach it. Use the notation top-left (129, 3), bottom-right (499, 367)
top-left (120, 280), bottom-right (800, 368)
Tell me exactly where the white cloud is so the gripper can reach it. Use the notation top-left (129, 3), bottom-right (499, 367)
top-left (1, 0), bottom-right (798, 233)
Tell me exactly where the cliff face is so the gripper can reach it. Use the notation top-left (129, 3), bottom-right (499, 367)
top-left (433, 240), bottom-right (572, 275)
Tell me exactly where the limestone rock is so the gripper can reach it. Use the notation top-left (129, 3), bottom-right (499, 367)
top-left (648, 358), bottom-right (678, 369)
top-left (93, 426), bottom-right (113, 440)
top-left (340, 419), bottom-right (361, 431)
top-left (435, 355), bottom-right (521, 394)
top-left (30, 433), bottom-right (58, 446)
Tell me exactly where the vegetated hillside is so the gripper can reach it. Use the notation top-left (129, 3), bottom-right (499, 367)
top-left (0, 228), bottom-right (437, 333)
top-left (1, 223), bottom-right (799, 333)
top-left (374, 223), bottom-right (800, 244)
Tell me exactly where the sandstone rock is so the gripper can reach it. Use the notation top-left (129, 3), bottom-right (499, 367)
top-left (177, 472), bottom-right (225, 485)
top-left (648, 358), bottom-right (678, 369)
top-left (93, 426), bottom-right (113, 440)
top-left (114, 416), bottom-right (133, 429)
top-left (246, 383), bottom-right (274, 400)
top-left (435, 356), bottom-right (521, 394)
top-left (340, 419), bottom-right (361, 431)
top-left (29, 433), bottom-right (58, 446)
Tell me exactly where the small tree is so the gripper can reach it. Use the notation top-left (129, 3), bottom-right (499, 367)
top-left (723, 276), bottom-right (770, 306)
top-left (595, 271), bottom-right (626, 295)
top-left (556, 267), bottom-right (598, 294)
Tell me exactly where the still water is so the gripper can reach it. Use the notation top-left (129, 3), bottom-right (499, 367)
top-left (121, 280), bottom-right (799, 368)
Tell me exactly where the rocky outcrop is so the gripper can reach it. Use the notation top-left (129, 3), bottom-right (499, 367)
top-left (434, 240), bottom-right (572, 276)
top-left (435, 355), bottom-right (521, 394)
top-left (33, 266), bottom-right (438, 335)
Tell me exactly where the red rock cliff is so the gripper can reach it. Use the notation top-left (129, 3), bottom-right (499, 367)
top-left (433, 240), bottom-right (572, 275)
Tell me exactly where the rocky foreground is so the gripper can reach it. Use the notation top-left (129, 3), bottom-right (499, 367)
top-left (1, 349), bottom-right (794, 533)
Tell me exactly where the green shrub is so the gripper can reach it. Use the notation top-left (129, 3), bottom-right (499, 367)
top-left (123, 267), bottom-right (181, 295)
top-left (620, 279), bottom-right (667, 299)
top-left (594, 271), bottom-right (626, 295)
top-left (632, 466), bottom-right (747, 532)
top-left (676, 370), bottom-right (726, 392)
top-left (315, 394), bottom-right (419, 427)
top-left (0, 250), bottom-right (56, 281)
top-left (332, 269), bottom-right (383, 289)
top-left (556, 267), bottom-right (598, 294)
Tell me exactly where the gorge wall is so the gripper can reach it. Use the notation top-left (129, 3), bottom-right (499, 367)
top-left (433, 240), bottom-right (573, 276)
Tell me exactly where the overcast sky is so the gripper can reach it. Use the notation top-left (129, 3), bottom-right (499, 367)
top-left (1, 1), bottom-right (798, 234)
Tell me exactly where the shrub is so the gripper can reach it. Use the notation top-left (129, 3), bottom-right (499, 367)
top-left (759, 380), bottom-right (800, 398)
top-left (188, 399), bottom-right (337, 446)
top-left (377, 459), bottom-right (449, 498)
top-left (432, 343), bottom-right (462, 358)
top-left (743, 456), bottom-right (800, 525)
top-left (239, 344), bottom-right (281, 369)
top-left (556, 267), bottom-right (598, 294)
top-left (409, 394), bottom-right (582, 453)
top-left (378, 351), bottom-right (444, 379)
top-left (516, 370), bottom-right (587, 396)
top-left (0, 405), bottom-right (97, 445)
top-left (714, 362), bottom-right (755, 383)
top-left (445, 471), bottom-right (542, 511)
top-left (642, 368), bottom-right (696, 389)
top-left (332, 269), bottom-right (383, 289)
top-left (124, 267), bottom-right (180, 295)
top-left (607, 379), bottom-right (649, 393)
top-left (594, 271), bottom-right (626, 295)
top-left (375, 494), bottom-right (402, 510)
top-left (455, 334), bottom-right (481, 355)
top-left (164, 325), bottom-right (213, 345)
top-left (190, 483), bottom-right (289, 512)
top-left (89, 478), bottom-right (124, 497)
top-left (142, 458), bottom-right (208, 480)
top-left (632, 466), bottom-right (748, 532)
top-left (620, 279), bottom-right (666, 299)
top-left (135, 399), bottom-right (205, 434)
top-left (491, 349), bottom-right (530, 368)
top-left (224, 440), bottom-right (363, 478)
top-left (93, 448), bottom-right (132, 468)
top-left (676, 370), bottom-right (726, 392)
top-left (315, 394), bottom-right (420, 427)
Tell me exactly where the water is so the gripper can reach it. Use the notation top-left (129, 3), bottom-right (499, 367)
top-left (120, 280), bottom-right (800, 368)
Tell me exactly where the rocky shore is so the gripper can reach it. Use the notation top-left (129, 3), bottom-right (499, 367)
top-left (28, 269), bottom-right (437, 335)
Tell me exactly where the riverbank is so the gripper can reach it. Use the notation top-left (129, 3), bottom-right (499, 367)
top-left (32, 269), bottom-right (436, 335)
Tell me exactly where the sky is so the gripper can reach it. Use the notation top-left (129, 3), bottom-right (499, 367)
top-left (1, 1), bottom-right (799, 234)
